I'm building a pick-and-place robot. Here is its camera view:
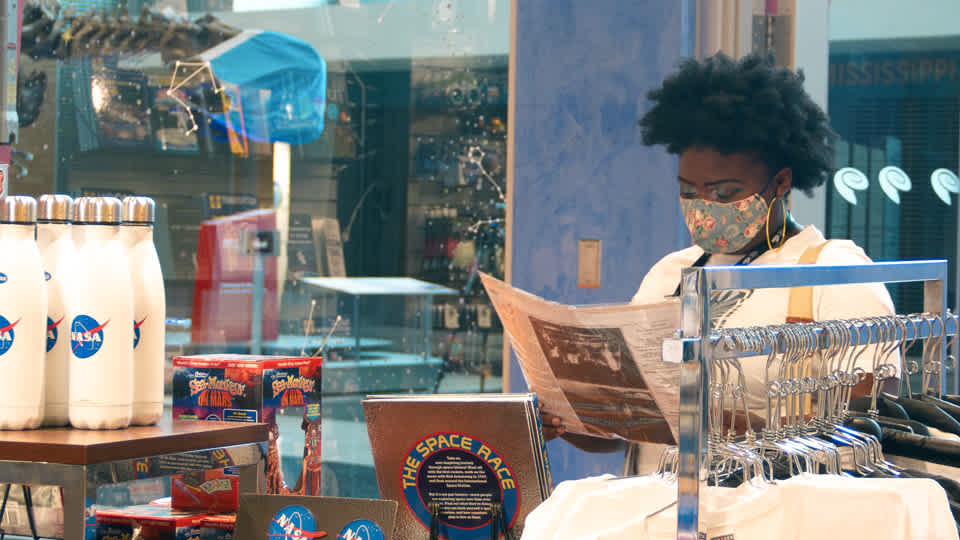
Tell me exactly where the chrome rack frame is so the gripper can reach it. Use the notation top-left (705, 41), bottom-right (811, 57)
top-left (708, 313), bottom-right (958, 359)
top-left (672, 260), bottom-right (950, 540)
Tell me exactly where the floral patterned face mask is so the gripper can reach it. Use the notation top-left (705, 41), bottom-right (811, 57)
top-left (680, 193), bottom-right (769, 254)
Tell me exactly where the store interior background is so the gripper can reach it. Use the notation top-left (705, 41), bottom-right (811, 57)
top-left (6, 0), bottom-right (960, 503)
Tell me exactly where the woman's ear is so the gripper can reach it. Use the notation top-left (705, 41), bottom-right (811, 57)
top-left (774, 167), bottom-right (793, 197)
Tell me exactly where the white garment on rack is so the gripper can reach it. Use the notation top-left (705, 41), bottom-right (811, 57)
top-left (549, 474), bottom-right (676, 540)
top-left (631, 225), bottom-right (898, 413)
top-left (644, 482), bottom-right (785, 540)
top-left (520, 474), bottom-right (959, 540)
top-left (566, 482), bottom-right (783, 540)
top-left (519, 474), bottom-right (614, 540)
top-left (779, 474), bottom-right (958, 540)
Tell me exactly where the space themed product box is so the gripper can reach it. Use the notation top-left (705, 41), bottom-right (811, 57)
top-left (172, 354), bottom-right (322, 495)
top-left (172, 354), bottom-right (320, 424)
top-left (171, 468), bottom-right (239, 513)
top-left (96, 504), bottom-right (206, 540)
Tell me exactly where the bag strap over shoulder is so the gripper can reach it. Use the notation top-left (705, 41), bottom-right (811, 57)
top-left (786, 241), bottom-right (831, 323)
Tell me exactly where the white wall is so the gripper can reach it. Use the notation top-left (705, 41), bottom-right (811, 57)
top-left (791, 0), bottom-right (829, 230)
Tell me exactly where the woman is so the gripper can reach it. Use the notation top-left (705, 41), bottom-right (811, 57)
top-left (546, 52), bottom-right (897, 448)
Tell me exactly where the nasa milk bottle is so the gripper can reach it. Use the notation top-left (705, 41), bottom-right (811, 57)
top-left (121, 197), bottom-right (165, 425)
top-left (38, 195), bottom-right (75, 426)
top-left (68, 197), bottom-right (134, 429)
top-left (0, 196), bottom-right (47, 429)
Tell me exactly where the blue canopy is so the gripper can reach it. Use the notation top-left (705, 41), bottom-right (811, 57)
top-left (201, 30), bottom-right (327, 145)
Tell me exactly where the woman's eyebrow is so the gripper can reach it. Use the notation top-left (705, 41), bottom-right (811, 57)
top-left (678, 176), bottom-right (743, 186)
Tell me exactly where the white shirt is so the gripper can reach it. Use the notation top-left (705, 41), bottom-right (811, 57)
top-left (551, 475), bottom-right (676, 539)
top-left (520, 475), bottom-right (615, 540)
top-left (631, 226), bottom-right (897, 413)
top-left (521, 474), bottom-right (958, 540)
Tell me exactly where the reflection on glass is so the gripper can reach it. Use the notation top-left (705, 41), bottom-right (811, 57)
top-left (827, 8), bottom-right (960, 315)
top-left (13, 0), bottom-right (509, 499)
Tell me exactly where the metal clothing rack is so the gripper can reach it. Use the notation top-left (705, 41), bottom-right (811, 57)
top-left (670, 260), bottom-right (954, 540)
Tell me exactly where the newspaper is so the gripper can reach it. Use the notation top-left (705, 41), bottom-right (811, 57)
top-left (480, 273), bottom-right (681, 444)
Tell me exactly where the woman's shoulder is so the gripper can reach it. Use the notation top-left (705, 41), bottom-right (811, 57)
top-left (653, 245), bottom-right (705, 269)
top-left (782, 226), bottom-right (874, 264)
top-left (818, 238), bottom-right (874, 264)
top-left (798, 228), bottom-right (895, 317)
top-left (631, 246), bottom-right (703, 304)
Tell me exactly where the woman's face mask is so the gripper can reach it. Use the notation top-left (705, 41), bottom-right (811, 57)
top-left (680, 192), bottom-right (769, 254)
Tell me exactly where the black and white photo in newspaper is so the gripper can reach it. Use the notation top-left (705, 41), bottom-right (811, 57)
top-left (480, 273), bottom-right (681, 443)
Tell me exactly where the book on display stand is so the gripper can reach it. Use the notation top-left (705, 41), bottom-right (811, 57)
top-left (363, 393), bottom-right (552, 540)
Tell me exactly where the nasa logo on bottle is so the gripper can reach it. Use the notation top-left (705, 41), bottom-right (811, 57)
top-left (133, 316), bottom-right (147, 349)
top-left (0, 272), bottom-right (6, 284)
top-left (338, 519), bottom-right (385, 540)
top-left (71, 315), bottom-right (109, 359)
top-left (269, 505), bottom-right (319, 539)
top-left (46, 316), bottom-right (63, 352)
top-left (0, 315), bottom-right (19, 357)
top-left (44, 271), bottom-right (51, 282)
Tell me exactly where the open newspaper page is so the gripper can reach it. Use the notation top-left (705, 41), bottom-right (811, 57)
top-left (480, 273), bottom-right (681, 444)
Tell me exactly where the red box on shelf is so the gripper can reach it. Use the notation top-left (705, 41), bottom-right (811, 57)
top-left (171, 468), bottom-right (238, 513)
top-left (200, 513), bottom-right (236, 539)
top-left (96, 504), bottom-right (206, 540)
top-left (190, 208), bottom-right (279, 344)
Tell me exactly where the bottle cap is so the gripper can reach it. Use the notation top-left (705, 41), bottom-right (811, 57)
top-left (121, 196), bottom-right (156, 224)
top-left (75, 197), bottom-right (122, 224)
top-left (0, 195), bottom-right (38, 224)
top-left (38, 194), bottom-right (74, 222)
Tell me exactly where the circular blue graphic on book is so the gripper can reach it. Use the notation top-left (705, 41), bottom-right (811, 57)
top-left (337, 519), bottom-right (385, 540)
top-left (401, 432), bottom-right (519, 540)
top-left (269, 505), bottom-right (321, 539)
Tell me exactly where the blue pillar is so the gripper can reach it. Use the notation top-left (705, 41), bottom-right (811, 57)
top-left (509, 0), bottom-right (692, 483)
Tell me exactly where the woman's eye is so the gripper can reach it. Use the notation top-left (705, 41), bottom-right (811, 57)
top-left (679, 186), bottom-right (698, 198)
top-left (715, 188), bottom-right (742, 201)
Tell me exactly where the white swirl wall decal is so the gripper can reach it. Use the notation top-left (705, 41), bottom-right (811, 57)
top-left (878, 166), bottom-right (912, 205)
top-left (931, 168), bottom-right (960, 206)
top-left (833, 167), bottom-right (869, 205)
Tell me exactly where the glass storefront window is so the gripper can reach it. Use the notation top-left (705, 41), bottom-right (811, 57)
top-left (13, 0), bottom-right (509, 499)
top-left (827, 2), bottom-right (960, 316)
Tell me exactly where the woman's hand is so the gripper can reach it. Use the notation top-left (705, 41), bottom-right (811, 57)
top-left (540, 406), bottom-right (627, 453)
top-left (541, 409), bottom-right (565, 441)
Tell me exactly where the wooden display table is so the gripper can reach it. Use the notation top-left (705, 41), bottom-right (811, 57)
top-left (0, 419), bottom-right (268, 539)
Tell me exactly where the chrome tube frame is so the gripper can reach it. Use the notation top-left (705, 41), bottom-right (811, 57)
top-left (675, 260), bottom-right (950, 540)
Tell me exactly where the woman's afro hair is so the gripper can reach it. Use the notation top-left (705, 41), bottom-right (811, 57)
top-left (640, 53), bottom-right (836, 195)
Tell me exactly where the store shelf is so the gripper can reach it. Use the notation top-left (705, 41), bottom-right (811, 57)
top-left (0, 419), bottom-right (268, 540)
top-left (0, 419), bottom-right (266, 465)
